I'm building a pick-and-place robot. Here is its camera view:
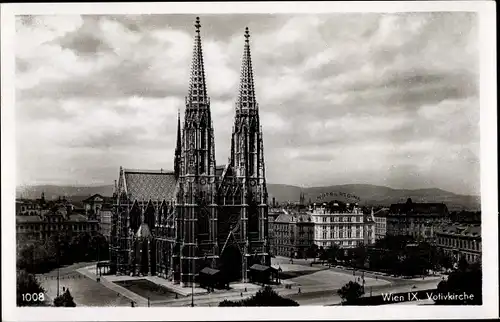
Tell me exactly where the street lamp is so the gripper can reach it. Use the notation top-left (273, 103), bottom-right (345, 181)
top-left (191, 241), bottom-right (198, 307)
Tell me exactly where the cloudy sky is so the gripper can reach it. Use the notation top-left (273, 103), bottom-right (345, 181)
top-left (15, 13), bottom-right (480, 195)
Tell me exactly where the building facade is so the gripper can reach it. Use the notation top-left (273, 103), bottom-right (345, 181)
top-left (109, 18), bottom-right (270, 287)
top-left (386, 199), bottom-right (450, 240)
top-left (272, 211), bottom-right (314, 258)
top-left (16, 208), bottom-right (99, 245)
top-left (267, 208), bottom-right (285, 256)
top-left (98, 206), bottom-right (113, 241)
top-left (435, 223), bottom-right (481, 264)
top-left (363, 210), bottom-right (376, 246)
top-left (373, 208), bottom-right (389, 240)
top-left (82, 194), bottom-right (112, 216)
top-left (310, 202), bottom-right (366, 249)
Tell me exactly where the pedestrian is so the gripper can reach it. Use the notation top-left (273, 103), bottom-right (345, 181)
top-left (298, 288), bottom-right (301, 294)
top-left (240, 292), bottom-right (243, 297)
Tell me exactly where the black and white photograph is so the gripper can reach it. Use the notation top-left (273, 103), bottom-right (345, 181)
top-left (1, 1), bottom-right (497, 321)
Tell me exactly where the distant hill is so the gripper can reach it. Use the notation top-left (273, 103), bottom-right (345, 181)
top-left (16, 183), bottom-right (481, 211)
top-left (16, 185), bottom-right (114, 202)
top-left (270, 184), bottom-right (481, 211)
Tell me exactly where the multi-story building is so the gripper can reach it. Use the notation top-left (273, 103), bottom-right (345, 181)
top-left (373, 208), bottom-right (389, 240)
top-left (435, 223), bottom-right (481, 264)
top-left (110, 19), bottom-right (270, 287)
top-left (387, 198), bottom-right (450, 240)
top-left (268, 208), bottom-right (285, 256)
top-left (98, 206), bottom-right (113, 241)
top-left (310, 202), bottom-right (366, 249)
top-left (272, 211), bottom-right (314, 258)
top-left (363, 209), bottom-right (376, 246)
top-left (16, 206), bottom-right (99, 244)
top-left (16, 193), bottom-right (48, 216)
top-left (82, 194), bottom-right (113, 216)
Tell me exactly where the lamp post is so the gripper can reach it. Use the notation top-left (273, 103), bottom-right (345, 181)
top-left (191, 241), bottom-right (198, 307)
top-left (56, 236), bottom-right (60, 297)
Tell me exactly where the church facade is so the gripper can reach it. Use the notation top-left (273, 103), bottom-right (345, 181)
top-left (109, 17), bottom-right (270, 287)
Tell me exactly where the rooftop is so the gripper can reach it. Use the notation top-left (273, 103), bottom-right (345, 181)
top-left (16, 216), bottom-right (43, 223)
top-left (374, 208), bottom-right (390, 217)
top-left (437, 223), bottom-right (481, 237)
top-left (389, 199), bottom-right (448, 216)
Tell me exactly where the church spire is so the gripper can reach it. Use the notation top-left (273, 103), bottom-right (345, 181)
top-left (174, 109), bottom-right (182, 180)
top-left (236, 27), bottom-right (257, 110)
top-left (186, 16), bottom-right (209, 109)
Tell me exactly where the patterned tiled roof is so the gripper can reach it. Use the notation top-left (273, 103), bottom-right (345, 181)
top-left (123, 169), bottom-right (177, 202)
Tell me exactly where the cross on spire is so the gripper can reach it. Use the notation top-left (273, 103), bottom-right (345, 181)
top-left (195, 16), bottom-right (201, 33)
top-left (245, 27), bottom-right (250, 42)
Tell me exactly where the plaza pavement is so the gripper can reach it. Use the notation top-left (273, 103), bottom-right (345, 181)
top-left (38, 258), bottom-right (442, 307)
top-left (39, 270), bottom-right (132, 307)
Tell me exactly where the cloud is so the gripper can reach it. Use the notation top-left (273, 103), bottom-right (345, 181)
top-left (15, 13), bottom-right (480, 195)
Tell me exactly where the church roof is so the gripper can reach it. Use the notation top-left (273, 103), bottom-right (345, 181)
top-left (123, 169), bottom-right (177, 202)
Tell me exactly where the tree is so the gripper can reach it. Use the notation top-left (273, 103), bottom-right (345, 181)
top-left (17, 270), bottom-right (45, 306)
top-left (319, 247), bottom-right (329, 264)
top-left (306, 244), bottom-right (318, 260)
top-left (457, 256), bottom-right (469, 272)
top-left (441, 252), bottom-right (454, 271)
top-left (219, 286), bottom-right (299, 306)
top-left (337, 281), bottom-right (364, 305)
top-left (351, 244), bottom-right (368, 269)
top-left (53, 288), bottom-right (76, 307)
top-left (434, 261), bottom-right (482, 305)
top-left (326, 244), bottom-right (340, 265)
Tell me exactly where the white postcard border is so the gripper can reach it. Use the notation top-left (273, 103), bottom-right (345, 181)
top-left (1, 1), bottom-right (497, 321)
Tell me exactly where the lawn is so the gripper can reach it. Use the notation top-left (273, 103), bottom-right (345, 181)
top-left (114, 279), bottom-right (178, 301)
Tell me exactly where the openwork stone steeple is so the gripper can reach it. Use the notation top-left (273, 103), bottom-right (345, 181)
top-left (236, 27), bottom-right (257, 111)
top-left (174, 109), bottom-right (182, 180)
top-left (187, 17), bottom-right (209, 109)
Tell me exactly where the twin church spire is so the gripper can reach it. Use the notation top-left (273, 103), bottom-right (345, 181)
top-left (176, 17), bottom-right (262, 180)
top-left (185, 17), bottom-right (257, 110)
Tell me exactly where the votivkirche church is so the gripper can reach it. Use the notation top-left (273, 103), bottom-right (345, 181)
top-left (109, 17), bottom-right (270, 287)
